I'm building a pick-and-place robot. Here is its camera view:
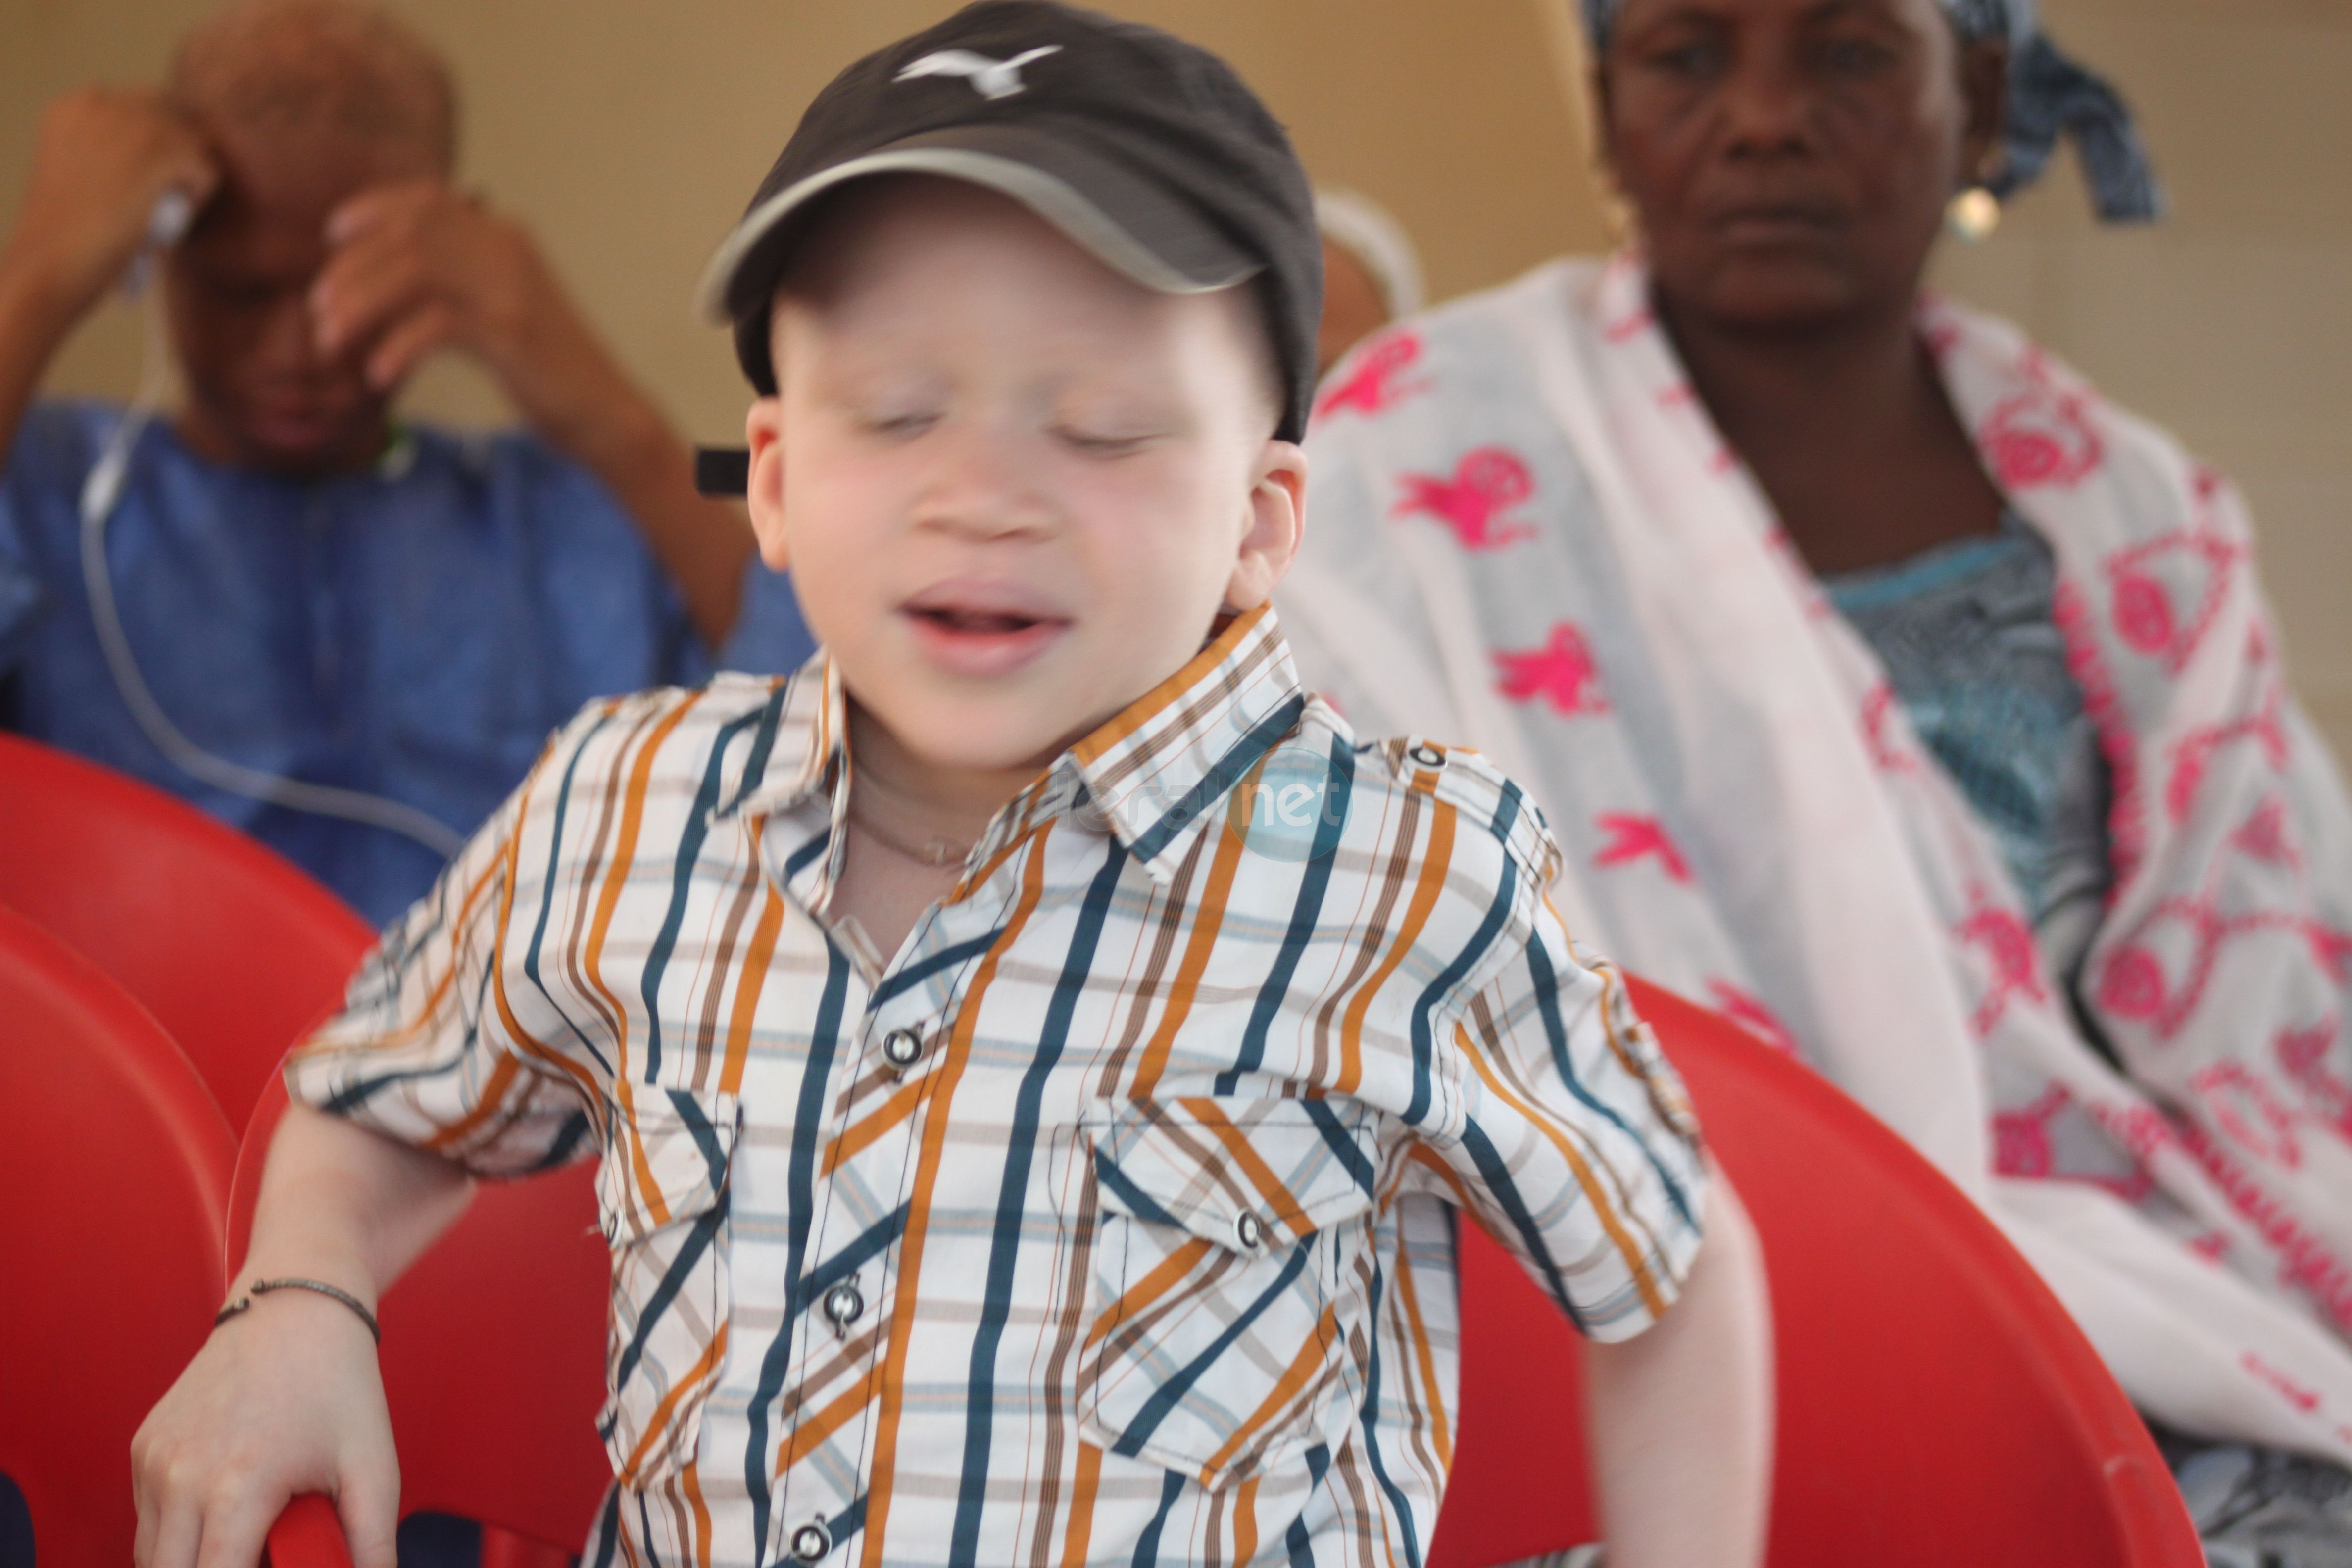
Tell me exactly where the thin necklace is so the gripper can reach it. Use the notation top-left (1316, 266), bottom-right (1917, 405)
top-left (847, 802), bottom-right (974, 868)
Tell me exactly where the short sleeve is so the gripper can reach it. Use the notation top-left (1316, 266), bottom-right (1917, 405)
top-left (285, 715), bottom-right (606, 1177)
top-left (1419, 893), bottom-right (1710, 1341)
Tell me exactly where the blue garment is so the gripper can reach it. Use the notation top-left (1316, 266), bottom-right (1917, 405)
top-left (1824, 514), bottom-right (2112, 983)
top-left (0, 400), bottom-right (813, 928)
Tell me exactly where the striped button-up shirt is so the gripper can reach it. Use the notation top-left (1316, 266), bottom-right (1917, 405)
top-left (290, 603), bottom-right (1707, 1568)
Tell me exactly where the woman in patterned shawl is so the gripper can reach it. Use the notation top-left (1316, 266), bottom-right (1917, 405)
top-left (1282, 0), bottom-right (2352, 1556)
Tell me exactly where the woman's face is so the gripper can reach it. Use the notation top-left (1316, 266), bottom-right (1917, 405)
top-left (1598, 0), bottom-right (2003, 332)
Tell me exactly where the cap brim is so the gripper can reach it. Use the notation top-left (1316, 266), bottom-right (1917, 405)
top-left (697, 122), bottom-right (1262, 324)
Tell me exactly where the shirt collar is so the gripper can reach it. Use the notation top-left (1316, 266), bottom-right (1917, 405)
top-left (717, 604), bottom-right (1308, 887)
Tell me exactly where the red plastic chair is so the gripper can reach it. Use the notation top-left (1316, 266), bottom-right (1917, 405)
top-left (1427, 975), bottom-right (2202, 1567)
top-left (0, 733), bottom-right (378, 1129)
top-left (230, 1075), bottom-right (611, 1567)
top-left (0, 907), bottom-right (238, 1567)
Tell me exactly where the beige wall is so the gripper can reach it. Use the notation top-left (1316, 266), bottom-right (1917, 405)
top-left (0, 0), bottom-right (1610, 441)
top-left (5, 0), bottom-right (2346, 755)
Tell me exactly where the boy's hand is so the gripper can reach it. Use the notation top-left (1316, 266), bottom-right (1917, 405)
top-left (0, 86), bottom-right (218, 328)
top-left (132, 1286), bottom-right (399, 1568)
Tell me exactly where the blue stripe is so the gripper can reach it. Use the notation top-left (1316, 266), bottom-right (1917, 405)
top-left (522, 709), bottom-right (621, 1078)
top-left (1130, 1470), bottom-right (1189, 1568)
top-left (588, 1483), bottom-right (622, 1568)
top-left (747, 942), bottom-right (851, 1565)
top-left (1095, 1152), bottom-right (1189, 1232)
top-left (1522, 938), bottom-right (1695, 1229)
top-left (610, 1193), bottom-right (728, 1388)
top-left (639, 704), bottom-right (777, 1081)
top-left (1283, 1443), bottom-right (1333, 1568)
top-left (782, 823), bottom-right (833, 882)
top-left (1113, 1243), bottom-right (1314, 1456)
top-left (1302, 1099), bottom-right (1376, 1198)
top-left (1352, 1261), bottom-right (1423, 1568)
top-left (663, 1085), bottom-right (731, 1193)
top-left (1457, 1118), bottom-right (1584, 1331)
top-left (823, 1493), bottom-right (867, 1555)
top-left (795, 1205), bottom-right (910, 1313)
top-left (717, 681), bottom-right (793, 816)
top-left (950, 838), bottom-right (1129, 1568)
top-left (1216, 737), bottom-right (1355, 1094)
top-left (1127, 693), bottom-right (1308, 865)
top-left (869, 927), bottom-right (1005, 1009)
top-left (1403, 844), bottom-right (1517, 1126)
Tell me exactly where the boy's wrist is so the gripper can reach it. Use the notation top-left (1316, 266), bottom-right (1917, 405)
top-left (217, 1275), bottom-right (383, 1343)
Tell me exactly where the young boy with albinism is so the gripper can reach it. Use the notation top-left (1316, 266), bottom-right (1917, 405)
top-left (133, 5), bottom-right (1772, 1565)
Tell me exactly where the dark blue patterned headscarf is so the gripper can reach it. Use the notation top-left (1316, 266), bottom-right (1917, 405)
top-left (1582, 0), bottom-right (2162, 222)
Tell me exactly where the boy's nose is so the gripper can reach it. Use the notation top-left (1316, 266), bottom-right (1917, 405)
top-left (912, 424), bottom-right (1057, 541)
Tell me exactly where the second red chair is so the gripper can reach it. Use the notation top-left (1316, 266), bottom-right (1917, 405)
top-left (1427, 975), bottom-right (2201, 1567)
top-left (0, 733), bottom-right (378, 1129)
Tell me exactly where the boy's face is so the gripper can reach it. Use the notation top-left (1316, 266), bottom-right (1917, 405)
top-left (743, 179), bottom-right (1305, 778)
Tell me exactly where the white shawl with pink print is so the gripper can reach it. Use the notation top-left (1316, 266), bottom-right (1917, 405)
top-left (1281, 255), bottom-right (2352, 1462)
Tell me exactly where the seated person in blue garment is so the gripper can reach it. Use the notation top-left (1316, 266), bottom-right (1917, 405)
top-left (0, 0), bottom-right (814, 928)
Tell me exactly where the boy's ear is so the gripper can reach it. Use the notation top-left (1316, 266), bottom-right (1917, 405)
top-left (743, 396), bottom-right (790, 571)
top-left (1225, 439), bottom-right (1308, 612)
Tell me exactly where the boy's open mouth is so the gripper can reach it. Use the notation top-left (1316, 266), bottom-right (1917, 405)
top-left (901, 586), bottom-right (1070, 677)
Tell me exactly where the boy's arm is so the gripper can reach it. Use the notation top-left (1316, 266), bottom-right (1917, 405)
top-left (1584, 1158), bottom-right (1774, 1568)
top-left (131, 1104), bottom-right (474, 1568)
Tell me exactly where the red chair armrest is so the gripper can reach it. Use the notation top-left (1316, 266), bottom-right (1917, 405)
top-left (264, 1496), bottom-right (354, 1568)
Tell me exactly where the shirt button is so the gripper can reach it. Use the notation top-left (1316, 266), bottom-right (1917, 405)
top-left (1408, 742), bottom-right (1446, 769)
top-left (823, 1278), bottom-right (866, 1334)
top-left (1234, 1211), bottom-right (1266, 1251)
top-left (881, 1028), bottom-right (925, 1070)
top-left (789, 1520), bottom-right (833, 1563)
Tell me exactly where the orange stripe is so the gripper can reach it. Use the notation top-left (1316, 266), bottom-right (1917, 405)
top-left (1059, 1442), bottom-right (1104, 1568)
top-left (681, 1457), bottom-right (714, 1568)
top-left (1071, 603), bottom-right (1270, 766)
top-left (1404, 1142), bottom-right (1475, 1210)
top-left (419, 1049), bottom-right (522, 1155)
top-left (1336, 803), bottom-right (1456, 1094)
top-left (857, 834), bottom-right (1051, 1568)
top-left (1231, 1476), bottom-right (1260, 1568)
top-left (719, 879), bottom-right (787, 1098)
top-left (1081, 1234), bottom-right (1214, 1352)
top-left (1391, 1231), bottom-right (1452, 1470)
top-left (822, 1075), bottom-right (929, 1176)
top-left (1458, 1022), bottom-right (1666, 1317)
top-left (1199, 1300), bottom-right (1339, 1480)
top-left (1184, 1099), bottom-right (1315, 1240)
top-left (775, 1376), bottom-right (885, 1473)
top-left (1128, 818), bottom-right (1248, 1098)
top-left (582, 694), bottom-right (705, 1223)
top-left (616, 1321), bottom-right (729, 1486)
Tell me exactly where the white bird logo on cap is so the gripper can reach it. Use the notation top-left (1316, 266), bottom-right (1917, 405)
top-left (894, 45), bottom-right (1062, 100)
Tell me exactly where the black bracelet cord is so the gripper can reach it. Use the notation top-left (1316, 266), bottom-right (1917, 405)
top-left (214, 1276), bottom-right (382, 1344)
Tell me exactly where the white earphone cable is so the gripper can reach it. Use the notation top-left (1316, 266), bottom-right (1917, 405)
top-left (76, 260), bottom-right (466, 861)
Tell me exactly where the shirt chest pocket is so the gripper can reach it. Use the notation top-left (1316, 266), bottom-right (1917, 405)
top-left (596, 1086), bottom-right (738, 1489)
top-left (1078, 1096), bottom-right (1384, 1488)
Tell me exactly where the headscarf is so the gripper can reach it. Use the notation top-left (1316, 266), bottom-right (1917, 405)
top-left (1315, 188), bottom-right (1429, 320)
top-left (1580, 0), bottom-right (2162, 222)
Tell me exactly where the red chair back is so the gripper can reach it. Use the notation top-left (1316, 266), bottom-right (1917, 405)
top-left (0, 908), bottom-right (237, 1567)
top-left (1428, 976), bottom-right (2200, 1567)
top-left (232, 1075), bottom-right (611, 1560)
top-left (0, 734), bottom-right (377, 1129)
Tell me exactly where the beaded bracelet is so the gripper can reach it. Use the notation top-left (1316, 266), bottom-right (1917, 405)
top-left (214, 1277), bottom-right (381, 1344)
